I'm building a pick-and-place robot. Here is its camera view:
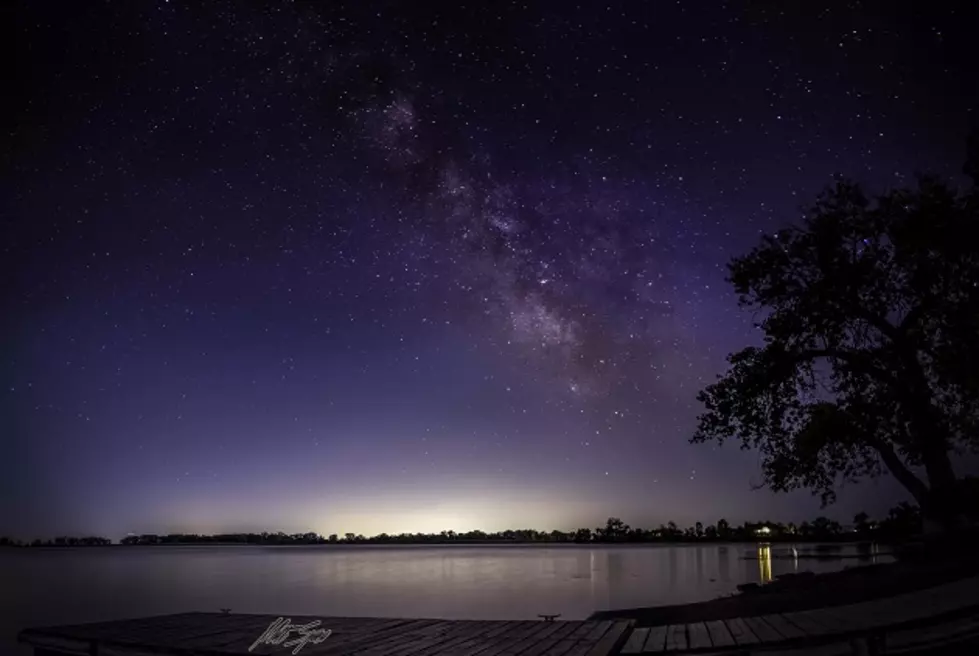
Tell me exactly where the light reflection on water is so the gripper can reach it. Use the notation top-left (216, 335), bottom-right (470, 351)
top-left (0, 544), bottom-right (890, 655)
top-left (757, 544), bottom-right (773, 584)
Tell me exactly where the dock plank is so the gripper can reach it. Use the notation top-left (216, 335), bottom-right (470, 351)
top-left (620, 628), bottom-right (649, 654)
top-left (686, 622), bottom-right (711, 650)
top-left (641, 625), bottom-right (668, 652)
top-left (38, 612), bottom-right (204, 645)
top-left (704, 620), bottom-right (734, 648)
top-left (498, 621), bottom-right (567, 655)
top-left (168, 615), bottom-right (285, 649)
top-left (519, 621), bottom-right (585, 656)
top-left (559, 621), bottom-right (631, 656)
top-left (431, 622), bottom-right (519, 656)
top-left (283, 618), bottom-right (444, 655)
top-left (437, 621), bottom-right (537, 656)
top-left (458, 621), bottom-right (556, 656)
top-left (302, 618), bottom-right (421, 654)
top-left (781, 610), bottom-right (828, 636)
top-left (383, 620), bottom-right (499, 656)
top-left (371, 620), bottom-right (468, 656)
top-left (758, 613), bottom-right (805, 640)
top-left (741, 615), bottom-right (782, 643)
top-left (664, 624), bottom-right (687, 652)
top-left (799, 608), bottom-right (850, 634)
top-left (722, 617), bottom-right (758, 645)
top-left (539, 620), bottom-right (610, 655)
top-left (582, 620), bottom-right (632, 656)
top-left (25, 613), bottom-right (258, 654)
top-left (347, 619), bottom-right (460, 656)
top-left (581, 620), bottom-right (613, 643)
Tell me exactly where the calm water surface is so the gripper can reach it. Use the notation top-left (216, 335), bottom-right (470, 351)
top-left (1, 543), bottom-right (889, 654)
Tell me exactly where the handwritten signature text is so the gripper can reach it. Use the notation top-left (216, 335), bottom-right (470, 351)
top-left (248, 617), bottom-right (332, 654)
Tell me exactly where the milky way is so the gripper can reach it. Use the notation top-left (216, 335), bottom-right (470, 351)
top-left (5, 0), bottom-right (977, 538)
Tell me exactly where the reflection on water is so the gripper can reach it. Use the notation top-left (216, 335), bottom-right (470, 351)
top-left (0, 544), bottom-right (893, 655)
top-left (757, 544), bottom-right (773, 584)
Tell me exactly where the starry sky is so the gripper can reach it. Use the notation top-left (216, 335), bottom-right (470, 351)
top-left (4, 0), bottom-right (977, 540)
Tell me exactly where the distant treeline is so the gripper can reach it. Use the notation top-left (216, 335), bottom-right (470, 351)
top-left (0, 535), bottom-right (112, 547)
top-left (0, 504), bottom-right (922, 547)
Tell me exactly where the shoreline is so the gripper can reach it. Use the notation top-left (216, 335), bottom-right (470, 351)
top-left (590, 553), bottom-right (979, 627)
top-left (0, 539), bottom-right (892, 549)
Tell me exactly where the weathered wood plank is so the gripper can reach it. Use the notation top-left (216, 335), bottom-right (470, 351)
top-left (504, 621), bottom-right (569, 655)
top-left (350, 619), bottom-right (461, 656)
top-left (723, 617), bottom-right (758, 645)
top-left (582, 620), bottom-right (632, 656)
top-left (428, 621), bottom-right (522, 656)
top-left (887, 612), bottom-right (979, 650)
top-left (781, 610), bottom-right (828, 636)
top-left (383, 620), bottom-right (500, 656)
top-left (564, 621), bottom-right (606, 641)
top-left (419, 621), bottom-right (502, 656)
top-left (301, 618), bottom-right (420, 654)
top-left (32, 612), bottom-right (202, 645)
top-left (459, 621), bottom-right (557, 656)
top-left (799, 608), bottom-right (850, 634)
top-left (278, 618), bottom-right (444, 655)
top-left (557, 620), bottom-right (616, 656)
top-left (641, 625), bottom-right (668, 653)
top-left (704, 620), bottom-right (734, 648)
top-left (374, 620), bottom-right (470, 656)
top-left (42, 613), bottom-right (260, 653)
top-left (758, 613), bottom-right (805, 640)
top-left (686, 622), bottom-right (712, 650)
top-left (519, 621), bottom-right (586, 656)
top-left (581, 620), bottom-right (613, 643)
top-left (741, 615), bottom-right (782, 643)
top-left (168, 615), bottom-right (285, 649)
top-left (620, 628), bottom-right (649, 654)
top-left (538, 620), bottom-right (608, 656)
top-left (664, 624), bottom-right (687, 652)
top-left (560, 621), bottom-right (629, 656)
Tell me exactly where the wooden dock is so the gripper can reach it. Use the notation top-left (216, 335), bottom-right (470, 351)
top-left (619, 574), bottom-right (979, 653)
top-left (19, 575), bottom-right (979, 655)
top-left (18, 614), bottom-right (635, 656)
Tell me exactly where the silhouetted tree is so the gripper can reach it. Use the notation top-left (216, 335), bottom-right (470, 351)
top-left (811, 516), bottom-right (842, 538)
top-left (692, 138), bottom-right (979, 530)
top-left (879, 502), bottom-right (922, 537)
top-left (716, 518), bottom-right (730, 538)
top-left (853, 512), bottom-right (870, 534)
top-left (597, 517), bottom-right (629, 541)
top-left (957, 476), bottom-right (979, 520)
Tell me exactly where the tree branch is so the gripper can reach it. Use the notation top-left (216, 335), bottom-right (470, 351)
top-left (792, 348), bottom-right (894, 386)
top-left (870, 438), bottom-right (929, 504)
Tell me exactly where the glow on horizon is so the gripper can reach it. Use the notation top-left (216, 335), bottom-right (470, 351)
top-left (147, 490), bottom-right (615, 539)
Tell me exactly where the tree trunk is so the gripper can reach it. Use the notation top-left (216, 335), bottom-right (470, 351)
top-left (873, 439), bottom-right (930, 506)
top-left (919, 443), bottom-right (962, 532)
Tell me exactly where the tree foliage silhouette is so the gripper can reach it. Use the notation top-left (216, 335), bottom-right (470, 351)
top-left (692, 136), bottom-right (979, 527)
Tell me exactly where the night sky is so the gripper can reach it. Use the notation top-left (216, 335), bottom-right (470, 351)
top-left (5, 1), bottom-right (977, 540)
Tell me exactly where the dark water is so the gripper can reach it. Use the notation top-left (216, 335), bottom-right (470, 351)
top-left (1, 543), bottom-right (889, 654)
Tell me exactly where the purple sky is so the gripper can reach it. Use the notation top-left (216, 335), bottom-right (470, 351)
top-left (4, 0), bottom-right (977, 540)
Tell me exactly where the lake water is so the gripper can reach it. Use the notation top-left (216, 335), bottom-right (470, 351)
top-left (1, 543), bottom-right (889, 654)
